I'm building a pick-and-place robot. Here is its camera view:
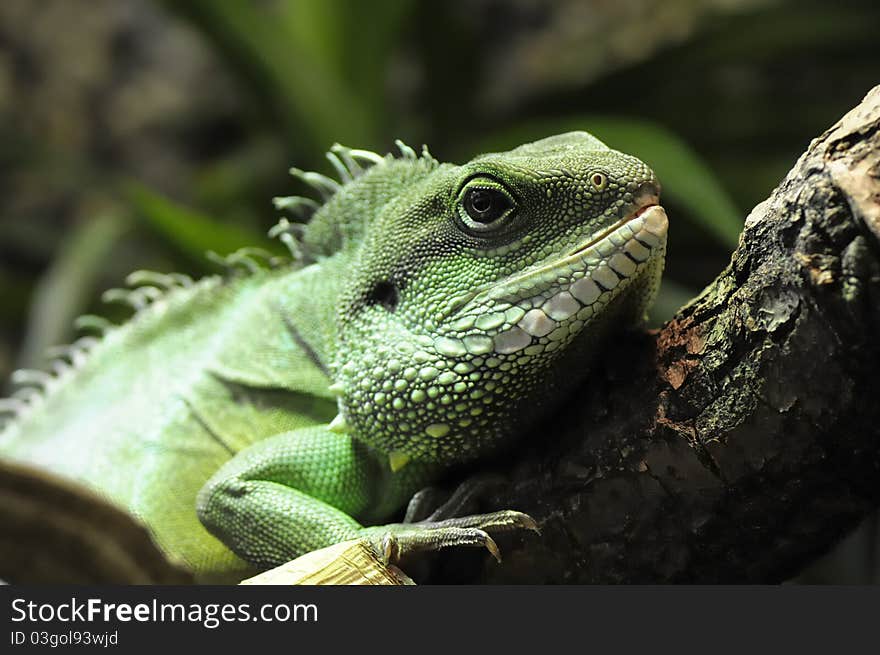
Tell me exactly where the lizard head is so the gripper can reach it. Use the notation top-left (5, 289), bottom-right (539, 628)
top-left (330, 132), bottom-right (667, 467)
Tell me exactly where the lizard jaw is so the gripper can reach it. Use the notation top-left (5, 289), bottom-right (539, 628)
top-left (567, 196), bottom-right (660, 259)
top-left (438, 193), bottom-right (663, 322)
top-left (433, 202), bottom-right (668, 353)
top-left (492, 197), bottom-right (664, 297)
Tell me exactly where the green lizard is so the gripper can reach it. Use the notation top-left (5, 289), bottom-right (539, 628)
top-left (0, 132), bottom-right (667, 582)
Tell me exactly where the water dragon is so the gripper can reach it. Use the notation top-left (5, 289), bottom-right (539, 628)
top-left (0, 132), bottom-right (668, 582)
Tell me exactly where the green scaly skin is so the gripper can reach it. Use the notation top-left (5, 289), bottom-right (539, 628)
top-left (0, 132), bottom-right (668, 581)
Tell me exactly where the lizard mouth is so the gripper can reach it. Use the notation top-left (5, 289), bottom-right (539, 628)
top-left (444, 197), bottom-right (666, 315)
top-left (502, 196), bottom-right (664, 292)
top-left (568, 199), bottom-right (660, 257)
top-left (433, 199), bottom-right (667, 356)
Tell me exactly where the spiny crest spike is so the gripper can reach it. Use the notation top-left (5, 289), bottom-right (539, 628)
top-left (207, 248), bottom-right (279, 275)
top-left (107, 286), bottom-right (162, 310)
top-left (267, 216), bottom-right (305, 239)
top-left (229, 247), bottom-right (281, 273)
top-left (45, 336), bottom-right (99, 362)
top-left (325, 151), bottom-right (353, 184)
top-left (126, 270), bottom-right (182, 291)
top-left (272, 195), bottom-right (319, 216)
top-left (72, 347), bottom-right (89, 367)
top-left (206, 251), bottom-right (228, 270)
top-left (74, 314), bottom-right (114, 334)
top-left (11, 369), bottom-right (52, 388)
top-left (102, 288), bottom-right (148, 311)
top-left (395, 139), bottom-right (417, 160)
top-left (328, 413), bottom-right (349, 434)
top-left (421, 144), bottom-right (438, 165)
top-left (239, 246), bottom-right (281, 264)
top-left (268, 217), bottom-right (292, 239)
top-left (133, 286), bottom-right (163, 303)
top-left (168, 273), bottom-right (194, 287)
top-left (78, 335), bottom-right (100, 349)
top-left (279, 233), bottom-right (302, 260)
top-left (12, 386), bottom-right (40, 402)
top-left (268, 218), bottom-right (305, 260)
top-left (50, 359), bottom-right (72, 376)
top-left (225, 252), bottom-right (259, 275)
top-left (0, 398), bottom-right (27, 415)
top-left (330, 144), bottom-right (365, 178)
top-left (344, 147), bottom-right (385, 166)
top-left (125, 271), bottom-right (162, 290)
top-left (289, 167), bottom-right (341, 199)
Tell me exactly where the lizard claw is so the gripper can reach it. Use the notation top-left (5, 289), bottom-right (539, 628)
top-left (381, 533), bottom-right (400, 563)
top-left (519, 513), bottom-right (541, 536)
top-left (431, 509), bottom-right (540, 535)
top-left (363, 510), bottom-right (539, 565)
top-left (482, 532), bottom-right (502, 563)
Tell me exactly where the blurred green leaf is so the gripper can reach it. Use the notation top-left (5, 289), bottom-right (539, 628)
top-left (0, 271), bottom-right (33, 324)
top-left (18, 214), bottom-right (129, 369)
top-left (276, 0), bottom-right (415, 96)
top-left (127, 184), bottom-right (279, 262)
top-left (163, 0), bottom-right (414, 153)
top-left (192, 137), bottom-right (287, 226)
top-left (328, 0), bottom-right (415, 118)
top-left (474, 118), bottom-right (743, 248)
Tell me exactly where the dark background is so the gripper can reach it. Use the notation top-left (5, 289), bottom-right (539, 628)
top-left (0, 0), bottom-right (877, 583)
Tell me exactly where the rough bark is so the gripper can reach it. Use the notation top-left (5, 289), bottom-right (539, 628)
top-left (427, 85), bottom-right (880, 584)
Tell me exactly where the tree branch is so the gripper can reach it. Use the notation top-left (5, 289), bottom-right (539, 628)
top-left (432, 84), bottom-right (880, 584)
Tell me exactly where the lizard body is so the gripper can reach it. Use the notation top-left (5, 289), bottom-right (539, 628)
top-left (0, 133), bottom-right (668, 581)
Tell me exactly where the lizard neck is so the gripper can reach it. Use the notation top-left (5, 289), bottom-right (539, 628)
top-left (271, 251), bottom-right (354, 376)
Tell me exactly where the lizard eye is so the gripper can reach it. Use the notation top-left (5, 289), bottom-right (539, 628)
top-left (464, 189), bottom-right (509, 223)
top-left (457, 178), bottom-right (516, 232)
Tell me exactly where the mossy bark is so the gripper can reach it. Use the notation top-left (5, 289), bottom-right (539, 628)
top-left (428, 85), bottom-right (880, 584)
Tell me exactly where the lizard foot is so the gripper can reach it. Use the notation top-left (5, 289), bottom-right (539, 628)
top-left (403, 473), bottom-right (507, 523)
top-left (361, 510), bottom-right (539, 564)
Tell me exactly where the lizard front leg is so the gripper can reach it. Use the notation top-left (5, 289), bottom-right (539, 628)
top-left (197, 425), bottom-right (536, 569)
top-left (196, 426), bottom-right (378, 566)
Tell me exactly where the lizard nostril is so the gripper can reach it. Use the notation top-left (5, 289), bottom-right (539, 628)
top-left (366, 281), bottom-right (400, 312)
top-left (633, 180), bottom-right (660, 198)
top-left (632, 180), bottom-right (660, 209)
